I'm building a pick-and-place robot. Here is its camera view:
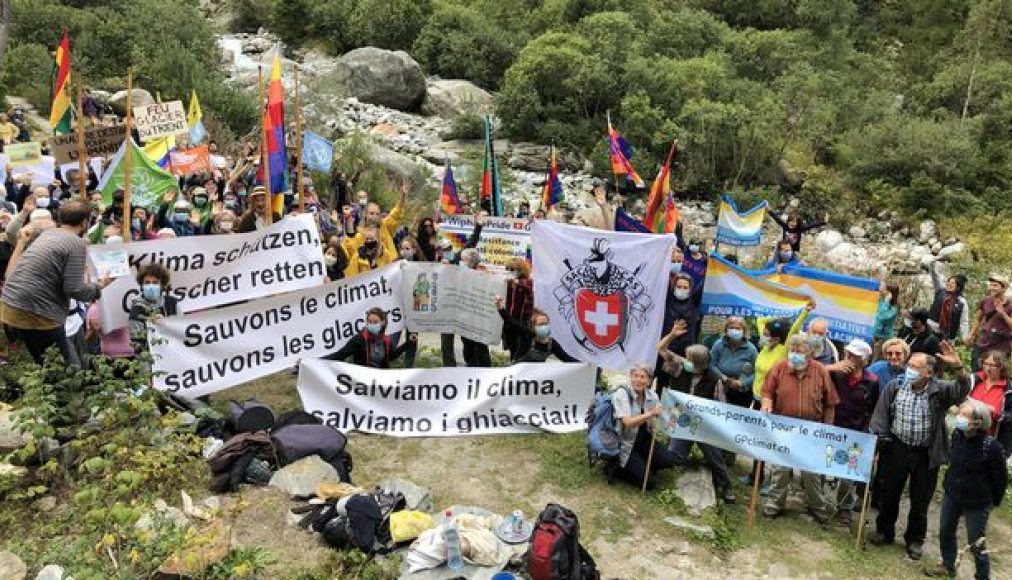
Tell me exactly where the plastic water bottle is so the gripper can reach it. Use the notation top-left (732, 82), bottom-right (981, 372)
top-left (443, 509), bottom-right (464, 570)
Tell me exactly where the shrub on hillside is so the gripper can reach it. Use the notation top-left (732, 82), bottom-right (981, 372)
top-left (412, 4), bottom-right (519, 90)
top-left (1, 43), bottom-right (53, 114)
top-left (347, 0), bottom-right (432, 52)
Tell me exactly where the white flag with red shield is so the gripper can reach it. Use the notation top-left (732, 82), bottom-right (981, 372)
top-left (531, 221), bottom-right (675, 371)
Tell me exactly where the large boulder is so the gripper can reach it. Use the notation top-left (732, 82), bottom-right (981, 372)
top-left (421, 79), bottom-right (493, 118)
top-left (918, 219), bottom-right (938, 243)
top-left (936, 241), bottom-right (966, 262)
top-left (108, 89), bottom-right (155, 116)
top-left (824, 242), bottom-right (873, 273)
top-left (0, 551), bottom-right (26, 580)
top-left (0, 409), bottom-right (31, 454)
top-left (367, 143), bottom-right (428, 187)
top-left (335, 48), bottom-right (426, 111)
top-left (815, 229), bottom-right (844, 255)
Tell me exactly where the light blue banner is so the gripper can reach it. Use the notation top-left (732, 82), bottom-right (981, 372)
top-left (302, 130), bottom-right (334, 174)
top-left (660, 390), bottom-right (877, 483)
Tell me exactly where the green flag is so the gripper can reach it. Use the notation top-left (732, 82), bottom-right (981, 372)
top-left (97, 138), bottom-right (179, 208)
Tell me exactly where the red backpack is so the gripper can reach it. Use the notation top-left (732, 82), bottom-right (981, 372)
top-left (527, 503), bottom-right (599, 580)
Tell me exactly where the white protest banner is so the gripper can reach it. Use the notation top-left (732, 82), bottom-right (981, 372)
top-left (532, 221), bottom-right (673, 371)
top-left (133, 101), bottom-right (188, 141)
top-left (59, 157), bottom-right (104, 183)
top-left (91, 214), bottom-right (325, 330)
top-left (438, 214), bottom-right (531, 272)
top-left (150, 265), bottom-right (404, 397)
top-left (661, 390), bottom-right (877, 483)
top-left (8, 155), bottom-right (55, 187)
top-left (49, 125), bottom-right (124, 163)
top-left (298, 359), bottom-right (595, 437)
top-left (400, 262), bottom-right (506, 344)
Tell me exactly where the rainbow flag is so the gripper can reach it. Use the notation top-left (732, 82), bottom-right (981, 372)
top-left (440, 158), bottom-right (460, 215)
top-left (643, 140), bottom-right (678, 233)
top-left (480, 115), bottom-right (503, 216)
top-left (49, 31), bottom-right (72, 134)
top-left (715, 194), bottom-right (767, 247)
top-left (541, 145), bottom-right (563, 212)
top-left (263, 49), bottom-right (287, 213)
top-left (606, 115), bottom-right (643, 189)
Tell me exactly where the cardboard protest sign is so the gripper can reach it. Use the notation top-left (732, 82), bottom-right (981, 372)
top-left (150, 265), bottom-right (403, 397)
top-left (133, 101), bottom-right (188, 141)
top-left (437, 214), bottom-right (531, 272)
top-left (169, 145), bottom-right (211, 176)
top-left (4, 142), bottom-right (43, 167)
top-left (298, 359), bottom-right (595, 437)
top-left (91, 214), bottom-right (325, 330)
top-left (661, 391), bottom-right (877, 483)
top-left (400, 262), bottom-right (506, 345)
top-left (49, 125), bottom-right (124, 163)
top-left (7, 155), bottom-right (55, 187)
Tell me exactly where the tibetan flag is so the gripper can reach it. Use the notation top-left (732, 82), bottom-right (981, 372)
top-left (440, 158), bottom-right (460, 215)
top-left (606, 117), bottom-right (644, 189)
top-left (97, 138), bottom-right (179, 208)
top-left (479, 115), bottom-right (503, 216)
top-left (541, 145), bottom-right (564, 212)
top-left (187, 89), bottom-right (207, 145)
top-left (49, 31), bottom-right (73, 134)
top-left (262, 49), bottom-right (287, 213)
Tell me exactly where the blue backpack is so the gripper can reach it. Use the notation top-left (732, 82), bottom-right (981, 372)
top-left (585, 386), bottom-right (631, 481)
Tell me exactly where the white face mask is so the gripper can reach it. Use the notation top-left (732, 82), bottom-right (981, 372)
top-left (325, 255), bottom-right (338, 267)
top-left (35, 197), bottom-right (50, 209)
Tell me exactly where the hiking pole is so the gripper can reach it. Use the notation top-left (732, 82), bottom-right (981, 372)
top-left (641, 421), bottom-right (658, 494)
top-left (855, 451), bottom-right (879, 549)
top-left (748, 461), bottom-right (764, 529)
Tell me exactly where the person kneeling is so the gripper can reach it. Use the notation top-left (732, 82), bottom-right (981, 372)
top-left (324, 307), bottom-right (415, 368)
top-left (612, 364), bottom-right (678, 490)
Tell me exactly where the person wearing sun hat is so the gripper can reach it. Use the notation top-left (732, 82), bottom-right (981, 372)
top-left (967, 273), bottom-right (1012, 371)
top-left (237, 185), bottom-right (281, 233)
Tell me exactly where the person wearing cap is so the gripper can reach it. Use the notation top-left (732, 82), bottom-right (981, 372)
top-left (760, 332), bottom-right (840, 522)
top-left (825, 338), bottom-right (879, 524)
top-left (165, 198), bottom-right (201, 237)
top-left (237, 185), bottom-right (282, 233)
top-left (901, 308), bottom-right (941, 358)
top-left (967, 273), bottom-right (1012, 371)
top-left (752, 300), bottom-right (816, 402)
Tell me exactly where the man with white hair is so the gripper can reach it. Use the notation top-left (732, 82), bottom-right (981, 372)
top-left (761, 332), bottom-right (840, 522)
top-left (807, 317), bottom-right (839, 365)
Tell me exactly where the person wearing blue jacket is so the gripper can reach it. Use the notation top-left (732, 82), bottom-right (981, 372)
top-left (709, 316), bottom-right (758, 408)
top-left (765, 239), bottom-right (804, 272)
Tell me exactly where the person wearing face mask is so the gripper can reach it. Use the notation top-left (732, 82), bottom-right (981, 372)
top-left (323, 307), bottom-right (415, 368)
top-left (656, 274), bottom-right (700, 389)
top-left (710, 317), bottom-right (758, 409)
top-left (969, 350), bottom-right (1011, 456)
top-left (924, 399), bottom-right (1007, 580)
top-left (760, 333), bottom-right (840, 522)
top-left (678, 236), bottom-right (708, 292)
top-left (343, 183), bottom-right (408, 260)
top-left (1, 201), bottom-right (112, 364)
top-left (128, 263), bottom-right (179, 352)
top-left (752, 300), bottom-right (815, 403)
top-left (323, 243), bottom-right (348, 282)
top-left (342, 225), bottom-right (392, 277)
top-left (432, 223), bottom-right (483, 367)
top-left (494, 298), bottom-right (574, 363)
top-left (500, 258), bottom-right (534, 362)
top-left (765, 239), bottom-right (803, 273)
top-left (659, 341), bottom-right (736, 502)
top-left (212, 210), bottom-right (237, 236)
top-left (900, 308), bottom-right (941, 358)
top-left (867, 345), bottom-right (969, 560)
top-left (966, 273), bottom-right (1012, 372)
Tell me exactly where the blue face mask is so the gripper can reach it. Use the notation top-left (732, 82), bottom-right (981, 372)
top-left (682, 360), bottom-right (696, 374)
top-left (903, 367), bottom-right (921, 385)
top-left (535, 324), bottom-right (551, 339)
top-left (780, 251), bottom-right (794, 262)
top-left (788, 352), bottom-right (806, 368)
top-left (953, 416), bottom-right (970, 432)
top-left (669, 262), bottom-right (682, 274)
top-left (727, 328), bottom-right (744, 342)
top-left (366, 323), bottom-right (382, 335)
top-left (141, 283), bottom-right (161, 301)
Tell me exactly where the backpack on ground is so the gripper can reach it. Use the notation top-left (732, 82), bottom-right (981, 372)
top-left (227, 398), bottom-right (276, 433)
top-left (526, 503), bottom-right (599, 580)
top-left (585, 386), bottom-right (631, 482)
top-left (270, 423), bottom-right (354, 483)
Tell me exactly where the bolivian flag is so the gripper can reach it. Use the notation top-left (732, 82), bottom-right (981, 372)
top-left (50, 31), bottom-right (72, 134)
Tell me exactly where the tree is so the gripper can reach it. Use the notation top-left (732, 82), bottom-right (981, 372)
top-left (0, 0), bottom-right (11, 65)
top-left (347, 0), bottom-right (432, 51)
top-left (412, 4), bottom-right (519, 89)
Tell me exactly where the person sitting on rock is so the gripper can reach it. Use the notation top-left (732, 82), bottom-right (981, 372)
top-left (612, 364), bottom-right (679, 489)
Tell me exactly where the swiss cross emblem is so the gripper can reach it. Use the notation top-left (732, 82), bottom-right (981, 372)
top-left (575, 289), bottom-right (627, 349)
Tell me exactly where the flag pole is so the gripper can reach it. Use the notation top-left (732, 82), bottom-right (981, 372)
top-left (748, 461), bottom-right (764, 529)
top-left (855, 452), bottom-right (880, 549)
top-left (295, 66), bottom-right (304, 213)
top-left (258, 65), bottom-right (273, 226)
top-left (75, 77), bottom-right (87, 200)
top-left (606, 110), bottom-right (621, 198)
top-left (122, 66), bottom-right (134, 244)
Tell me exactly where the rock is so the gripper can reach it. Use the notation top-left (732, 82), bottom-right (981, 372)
top-left (421, 79), bottom-right (493, 118)
top-left (930, 260), bottom-right (951, 283)
top-left (0, 551), bottom-right (26, 580)
top-left (815, 230), bottom-right (844, 254)
top-left (824, 242), bottom-right (873, 273)
top-left (0, 410), bottom-right (31, 453)
top-left (367, 143), bottom-right (428, 188)
top-left (420, 139), bottom-right (478, 165)
top-left (664, 516), bottom-right (715, 539)
top-left (937, 242), bottom-right (966, 262)
top-left (33, 565), bottom-right (64, 580)
top-left (848, 225), bottom-right (867, 238)
top-left (35, 496), bottom-right (57, 512)
top-left (157, 520), bottom-right (229, 578)
top-left (944, 237), bottom-right (958, 246)
top-left (930, 241), bottom-right (943, 254)
top-left (269, 455), bottom-right (341, 498)
top-left (379, 478), bottom-right (434, 512)
top-left (910, 245), bottom-right (932, 263)
top-left (919, 219), bottom-right (938, 243)
top-left (508, 142), bottom-right (553, 173)
top-left (334, 48), bottom-right (426, 111)
top-left (108, 89), bottom-right (155, 116)
top-left (0, 464), bottom-right (27, 479)
top-left (369, 123), bottom-right (400, 137)
top-left (675, 467), bottom-right (716, 516)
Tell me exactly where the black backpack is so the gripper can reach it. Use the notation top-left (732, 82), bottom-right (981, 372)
top-left (527, 503), bottom-right (599, 580)
top-left (270, 423), bottom-right (354, 483)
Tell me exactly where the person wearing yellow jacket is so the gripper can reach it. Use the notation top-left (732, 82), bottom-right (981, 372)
top-left (752, 300), bottom-right (815, 401)
top-left (342, 182), bottom-right (408, 277)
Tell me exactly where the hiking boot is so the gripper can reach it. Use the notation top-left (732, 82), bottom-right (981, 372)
top-left (866, 530), bottom-right (894, 546)
top-left (923, 563), bottom-right (955, 578)
top-left (720, 486), bottom-right (737, 504)
top-left (906, 542), bottom-right (924, 561)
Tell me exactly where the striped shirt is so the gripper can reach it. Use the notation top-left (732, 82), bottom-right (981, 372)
top-left (2, 229), bottom-right (101, 326)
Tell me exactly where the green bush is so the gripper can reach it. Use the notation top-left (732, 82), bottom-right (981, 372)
top-left (347, 0), bottom-right (432, 51)
top-left (412, 4), bottom-right (520, 90)
top-left (228, 0), bottom-right (275, 32)
top-left (0, 43), bottom-right (53, 114)
top-left (446, 111), bottom-right (486, 141)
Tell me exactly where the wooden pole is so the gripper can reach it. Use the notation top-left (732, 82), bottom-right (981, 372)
top-left (855, 452), bottom-right (879, 549)
top-left (641, 420), bottom-right (658, 494)
top-left (122, 66), bottom-right (134, 244)
top-left (295, 67), bottom-right (304, 213)
top-left (75, 77), bottom-right (87, 200)
top-left (748, 461), bottom-right (764, 529)
top-left (258, 65), bottom-right (273, 226)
